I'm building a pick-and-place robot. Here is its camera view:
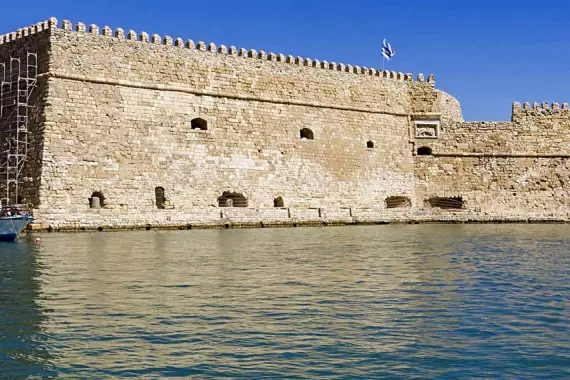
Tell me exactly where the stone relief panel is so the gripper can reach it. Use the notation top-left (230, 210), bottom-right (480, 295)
top-left (414, 120), bottom-right (440, 139)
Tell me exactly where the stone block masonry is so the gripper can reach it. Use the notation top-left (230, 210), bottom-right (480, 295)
top-left (1, 18), bottom-right (570, 232)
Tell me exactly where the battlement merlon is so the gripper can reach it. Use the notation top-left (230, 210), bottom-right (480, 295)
top-left (0, 17), bottom-right (58, 44)
top-left (512, 101), bottom-right (570, 122)
top-left (1, 17), bottom-right (435, 87)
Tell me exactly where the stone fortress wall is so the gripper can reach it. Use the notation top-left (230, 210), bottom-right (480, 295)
top-left (1, 18), bottom-right (569, 231)
top-left (416, 102), bottom-right (570, 216)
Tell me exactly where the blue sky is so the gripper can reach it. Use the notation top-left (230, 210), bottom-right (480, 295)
top-left (2, 0), bottom-right (568, 121)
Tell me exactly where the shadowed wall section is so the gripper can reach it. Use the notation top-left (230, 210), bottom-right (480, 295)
top-left (0, 20), bottom-right (53, 207)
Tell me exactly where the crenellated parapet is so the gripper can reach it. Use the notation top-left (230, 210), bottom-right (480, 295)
top-left (512, 101), bottom-right (570, 121)
top-left (0, 17), bottom-right (435, 85)
top-left (0, 17), bottom-right (58, 45)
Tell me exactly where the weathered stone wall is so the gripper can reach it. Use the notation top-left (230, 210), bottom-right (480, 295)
top-left (413, 102), bottom-right (570, 217)
top-left (434, 90), bottom-right (463, 123)
top-left (41, 78), bottom-right (415, 209)
top-left (48, 22), bottom-right (437, 115)
top-left (3, 17), bottom-right (570, 230)
top-left (25, 18), bottom-right (445, 228)
top-left (421, 102), bottom-right (570, 154)
top-left (0, 20), bottom-right (54, 206)
top-left (414, 156), bottom-right (570, 214)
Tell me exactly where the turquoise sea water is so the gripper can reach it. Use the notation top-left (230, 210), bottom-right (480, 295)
top-left (1, 225), bottom-right (569, 378)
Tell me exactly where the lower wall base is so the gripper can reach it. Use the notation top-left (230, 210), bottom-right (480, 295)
top-left (28, 207), bottom-right (570, 232)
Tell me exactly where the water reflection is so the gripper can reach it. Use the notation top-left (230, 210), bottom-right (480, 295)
top-left (0, 239), bottom-right (55, 377)
top-left (1, 224), bottom-right (569, 377)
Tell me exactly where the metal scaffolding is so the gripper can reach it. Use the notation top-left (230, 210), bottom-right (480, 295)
top-left (0, 52), bottom-right (37, 206)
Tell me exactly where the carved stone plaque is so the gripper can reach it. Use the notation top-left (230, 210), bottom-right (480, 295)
top-left (415, 124), bottom-right (438, 138)
top-left (414, 120), bottom-right (440, 139)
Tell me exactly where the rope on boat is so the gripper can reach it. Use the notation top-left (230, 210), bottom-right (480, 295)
top-left (10, 217), bottom-right (17, 239)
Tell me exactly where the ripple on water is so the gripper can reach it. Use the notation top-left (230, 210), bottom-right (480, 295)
top-left (0, 225), bottom-right (569, 378)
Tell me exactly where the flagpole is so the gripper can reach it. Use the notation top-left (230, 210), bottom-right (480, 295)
top-left (382, 38), bottom-right (385, 72)
top-left (382, 38), bottom-right (384, 71)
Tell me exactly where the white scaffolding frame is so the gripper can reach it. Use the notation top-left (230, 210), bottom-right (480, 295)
top-left (0, 51), bottom-right (37, 206)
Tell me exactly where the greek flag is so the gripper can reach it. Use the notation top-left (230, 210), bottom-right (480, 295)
top-left (382, 39), bottom-right (395, 60)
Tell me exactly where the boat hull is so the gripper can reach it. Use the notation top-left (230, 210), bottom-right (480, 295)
top-left (0, 216), bottom-right (33, 242)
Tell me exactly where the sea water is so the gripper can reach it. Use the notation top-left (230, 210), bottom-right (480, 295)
top-left (1, 224), bottom-right (569, 378)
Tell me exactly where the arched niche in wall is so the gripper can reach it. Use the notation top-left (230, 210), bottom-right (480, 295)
top-left (155, 186), bottom-right (165, 209)
top-left (385, 196), bottom-right (411, 209)
top-left (218, 191), bottom-right (248, 207)
top-left (427, 197), bottom-right (464, 210)
top-left (417, 146), bottom-right (433, 156)
top-left (273, 196), bottom-right (284, 207)
top-left (90, 191), bottom-right (105, 209)
top-left (300, 128), bottom-right (314, 140)
top-left (190, 118), bottom-right (208, 130)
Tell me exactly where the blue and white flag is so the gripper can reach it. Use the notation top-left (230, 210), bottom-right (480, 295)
top-left (382, 39), bottom-right (395, 60)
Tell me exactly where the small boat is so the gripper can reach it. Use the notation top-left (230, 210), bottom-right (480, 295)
top-left (0, 205), bottom-right (34, 242)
